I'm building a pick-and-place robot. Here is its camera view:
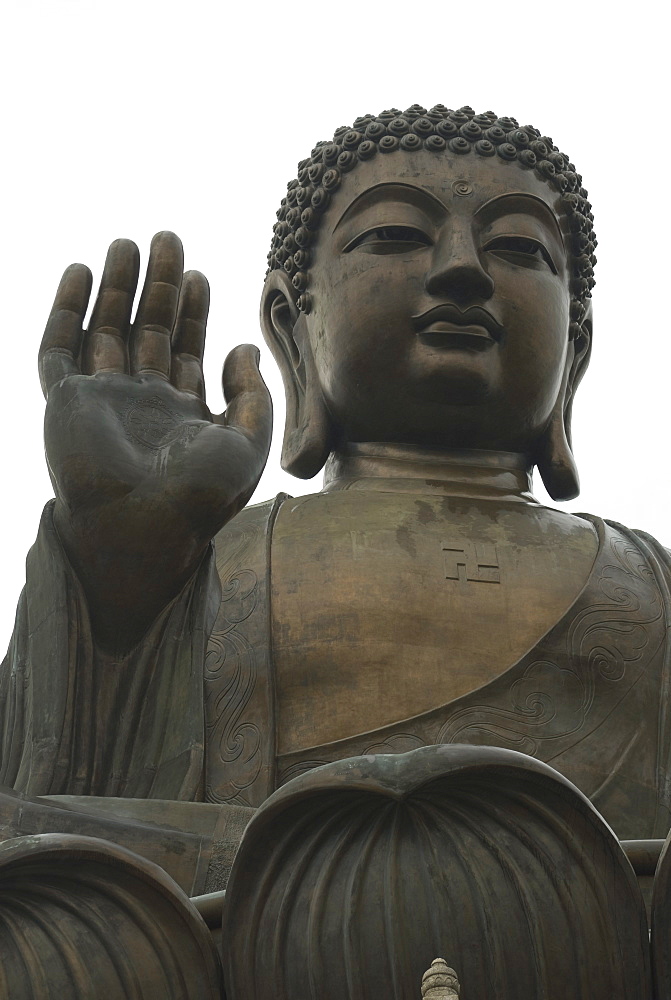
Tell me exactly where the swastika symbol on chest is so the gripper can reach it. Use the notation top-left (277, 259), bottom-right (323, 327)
top-left (442, 540), bottom-right (501, 584)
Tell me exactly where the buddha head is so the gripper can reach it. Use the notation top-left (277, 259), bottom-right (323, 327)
top-left (260, 105), bottom-right (596, 500)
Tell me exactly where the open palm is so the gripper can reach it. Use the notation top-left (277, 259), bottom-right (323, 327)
top-left (39, 232), bottom-right (272, 651)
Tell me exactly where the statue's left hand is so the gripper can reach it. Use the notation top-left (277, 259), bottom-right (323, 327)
top-left (38, 232), bottom-right (272, 652)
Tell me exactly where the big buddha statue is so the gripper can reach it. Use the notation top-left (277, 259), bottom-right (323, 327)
top-left (0, 106), bottom-right (666, 999)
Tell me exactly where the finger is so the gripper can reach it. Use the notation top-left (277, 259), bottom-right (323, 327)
top-left (39, 263), bottom-right (92, 397)
top-left (220, 344), bottom-right (273, 457)
top-left (171, 270), bottom-right (209, 398)
top-left (83, 239), bottom-right (140, 375)
top-left (130, 231), bottom-right (183, 378)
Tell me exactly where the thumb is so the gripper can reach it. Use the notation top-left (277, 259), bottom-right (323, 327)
top-left (220, 344), bottom-right (273, 458)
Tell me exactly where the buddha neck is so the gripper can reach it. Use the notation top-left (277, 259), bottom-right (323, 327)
top-left (322, 442), bottom-right (537, 503)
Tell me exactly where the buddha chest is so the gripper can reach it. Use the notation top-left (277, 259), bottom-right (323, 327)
top-left (270, 490), bottom-right (598, 755)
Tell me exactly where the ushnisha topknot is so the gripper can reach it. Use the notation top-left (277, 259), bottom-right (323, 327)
top-left (267, 105), bottom-right (596, 335)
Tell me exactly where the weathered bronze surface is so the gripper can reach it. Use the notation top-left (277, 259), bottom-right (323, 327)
top-left (652, 826), bottom-right (671, 996)
top-left (0, 104), bottom-right (666, 996)
top-left (0, 832), bottom-right (223, 997)
top-left (222, 746), bottom-right (650, 999)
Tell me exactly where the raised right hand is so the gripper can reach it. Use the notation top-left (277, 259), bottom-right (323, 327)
top-left (39, 232), bottom-right (272, 652)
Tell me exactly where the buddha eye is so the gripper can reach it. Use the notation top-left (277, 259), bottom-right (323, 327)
top-left (484, 235), bottom-right (557, 273)
top-left (345, 226), bottom-right (433, 254)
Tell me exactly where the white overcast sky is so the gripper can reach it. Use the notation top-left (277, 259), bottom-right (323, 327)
top-left (0, 1), bottom-right (667, 644)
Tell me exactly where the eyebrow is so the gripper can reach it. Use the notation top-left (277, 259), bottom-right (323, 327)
top-left (332, 182), bottom-right (447, 234)
top-left (332, 184), bottom-right (565, 247)
top-left (475, 193), bottom-right (565, 246)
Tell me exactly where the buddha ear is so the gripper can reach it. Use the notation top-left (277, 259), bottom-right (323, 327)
top-left (260, 270), bottom-right (334, 478)
top-left (536, 302), bottom-right (593, 502)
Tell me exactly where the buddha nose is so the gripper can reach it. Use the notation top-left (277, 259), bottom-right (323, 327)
top-left (424, 226), bottom-right (494, 303)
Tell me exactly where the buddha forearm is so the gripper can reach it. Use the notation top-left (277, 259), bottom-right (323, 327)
top-left (52, 498), bottom-right (213, 653)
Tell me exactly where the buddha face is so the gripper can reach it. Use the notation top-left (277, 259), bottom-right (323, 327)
top-left (298, 149), bottom-right (574, 454)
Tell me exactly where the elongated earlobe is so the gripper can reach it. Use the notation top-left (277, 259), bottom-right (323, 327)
top-left (536, 308), bottom-right (592, 502)
top-left (536, 404), bottom-right (580, 501)
top-left (259, 271), bottom-right (334, 478)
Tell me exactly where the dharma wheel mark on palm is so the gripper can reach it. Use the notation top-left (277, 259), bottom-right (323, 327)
top-left (123, 396), bottom-right (179, 449)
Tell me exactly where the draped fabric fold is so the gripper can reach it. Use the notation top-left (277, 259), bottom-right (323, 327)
top-left (0, 500), bottom-right (220, 800)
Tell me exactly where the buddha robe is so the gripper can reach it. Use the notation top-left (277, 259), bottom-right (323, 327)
top-left (2, 495), bottom-right (671, 840)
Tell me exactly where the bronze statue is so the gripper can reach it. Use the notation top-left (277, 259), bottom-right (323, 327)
top-left (0, 105), bottom-right (664, 998)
